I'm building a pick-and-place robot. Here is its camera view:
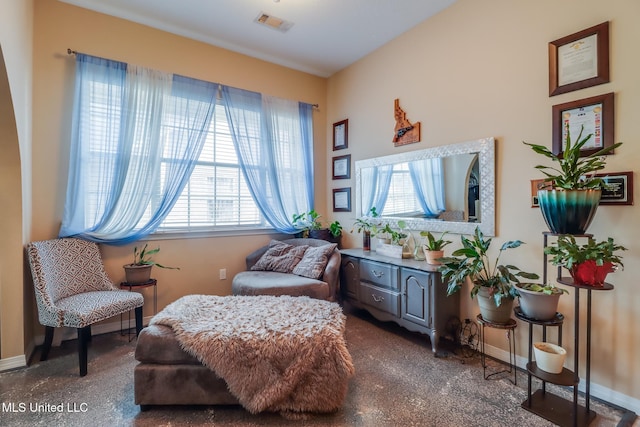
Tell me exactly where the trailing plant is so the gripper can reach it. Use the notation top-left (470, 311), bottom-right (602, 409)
top-left (523, 124), bottom-right (622, 190)
top-left (420, 231), bottom-right (452, 251)
top-left (128, 244), bottom-right (179, 270)
top-left (544, 235), bottom-right (626, 271)
top-left (438, 227), bottom-right (539, 307)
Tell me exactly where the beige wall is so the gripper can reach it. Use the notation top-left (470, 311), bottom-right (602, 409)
top-left (29, 0), bottom-right (327, 338)
top-left (0, 0), bottom-right (32, 363)
top-left (329, 0), bottom-right (640, 408)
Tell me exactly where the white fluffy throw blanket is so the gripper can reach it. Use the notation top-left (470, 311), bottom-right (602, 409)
top-left (150, 295), bottom-right (355, 416)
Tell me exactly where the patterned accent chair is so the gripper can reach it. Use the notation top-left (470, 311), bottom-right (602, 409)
top-left (26, 238), bottom-right (144, 376)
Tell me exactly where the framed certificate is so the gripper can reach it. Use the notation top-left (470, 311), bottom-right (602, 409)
top-left (332, 154), bottom-right (351, 180)
top-left (333, 187), bottom-right (351, 212)
top-left (333, 119), bottom-right (348, 151)
top-left (552, 92), bottom-right (614, 158)
top-left (549, 22), bottom-right (609, 96)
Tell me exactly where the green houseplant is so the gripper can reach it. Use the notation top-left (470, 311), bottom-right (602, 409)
top-left (438, 227), bottom-right (539, 323)
top-left (123, 244), bottom-right (179, 284)
top-left (523, 124), bottom-right (622, 234)
top-left (420, 231), bottom-right (452, 265)
top-left (351, 207), bottom-right (381, 251)
top-left (544, 235), bottom-right (626, 286)
top-left (293, 209), bottom-right (342, 246)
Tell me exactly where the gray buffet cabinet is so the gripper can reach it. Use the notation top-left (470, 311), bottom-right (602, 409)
top-left (340, 249), bottom-right (460, 354)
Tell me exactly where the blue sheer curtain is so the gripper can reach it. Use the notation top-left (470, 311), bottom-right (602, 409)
top-left (221, 85), bottom-right (314, 233)
top-left (360, 165), bottom-right (393, 215)
top-left (59, 53), bottom-right (218, 244)
top-left (408, 158), bottom-right (446, 217)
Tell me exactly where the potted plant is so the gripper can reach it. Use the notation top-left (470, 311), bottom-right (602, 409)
top-left (438, 227), bottom-right (539, 324)
top-left (523, 124), bottom-right (622, 234)
top-left (123, 244), bottom-right (179, 284)
top-left (515, 282), bottom-right (568, 321)
top-left (420, 231), bottom-right (452, 265)
top-left (292, 209), bottom-right (322, 238)
top-left (328, 220), bottom-right (343, 247)
top-left (544, 235), bottom-right (626, 286)
top-left (351, 208), bottom-right (380, 251)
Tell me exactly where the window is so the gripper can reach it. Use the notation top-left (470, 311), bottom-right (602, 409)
top-left (154, 105), bottom-right (267, 232)
top-left (383, 163), bottom-right (422, 216)
top-left (61, 54), bottom-right (311, 244)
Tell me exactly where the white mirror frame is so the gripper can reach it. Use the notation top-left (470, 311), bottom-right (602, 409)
top-left (355, 137), bottom-right (495, 236)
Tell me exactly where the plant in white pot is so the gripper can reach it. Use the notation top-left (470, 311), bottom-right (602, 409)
top-left (515, 283), bottom-right (568, 321)
top-left (123, 244), bottom-right (179, 284)
top-left (420, 231), bottom-right (452, 265)
top-left (523, 125), bottom-right (622, 235)
top-left (438, 227), bottom-right (539, 324)
top-left (544, 235), bottom-right (626, 287)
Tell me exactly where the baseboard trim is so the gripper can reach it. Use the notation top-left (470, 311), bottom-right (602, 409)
top-left (0, 354), bottom-right (27, 371)
top-left (484, 342), bottom-right (640, 416)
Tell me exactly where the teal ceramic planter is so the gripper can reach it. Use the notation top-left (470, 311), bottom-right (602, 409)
top-left (537, 189), bottom-right (601, 235)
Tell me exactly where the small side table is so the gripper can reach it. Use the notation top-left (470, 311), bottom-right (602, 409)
top-left (120, 279), bottom-right (158, 340)
top-left (477, 314), bottom-right (517, 385)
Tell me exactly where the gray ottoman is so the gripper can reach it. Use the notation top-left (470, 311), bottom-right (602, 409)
top-left (134, 324), bottom-right (238, 409)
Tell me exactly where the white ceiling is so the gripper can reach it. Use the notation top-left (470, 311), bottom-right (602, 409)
top-left (60, 0), bottom-right (457, 77)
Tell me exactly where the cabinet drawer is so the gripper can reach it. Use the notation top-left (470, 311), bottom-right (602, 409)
top-left (360, 259), bottom-right (399, 290)
top-left (360, 282), bottom-right (400, 317)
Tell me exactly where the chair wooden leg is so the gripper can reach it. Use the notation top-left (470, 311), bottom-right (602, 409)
top-left (41, 326), bottom-right (54, 361)
top-left (77, 326), bottom-right (91, 376)
top-left (135, 306), bottom-right (143, 337)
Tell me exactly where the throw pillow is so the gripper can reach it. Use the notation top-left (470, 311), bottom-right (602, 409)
top-left (251, 240), bottom-right (309, 273)
top-left (293, 243), bottom-right (338, 279)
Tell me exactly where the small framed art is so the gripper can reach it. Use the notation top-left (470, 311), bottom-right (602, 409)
top-left (597, 171), bottom-right (633, 205)
top-left (552, 92), bottom-right (614, 158)
top-left (333, 119), bottom-right (348, 151)
top-left (332, 154), bottom-right (351, 180)
top-left (549, 21), bottom-right (609, 96)
top-left (333, 187), bottom-right (351, 212)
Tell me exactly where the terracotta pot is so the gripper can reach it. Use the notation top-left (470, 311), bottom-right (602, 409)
top-left (423, 248), bottom-right (444, 265)
top-left (476, 287), bottom-right (514, 324)
top-left (123, 264), bottom-right (152, 284)
top-left (570, 260), bottom-right (614, 286)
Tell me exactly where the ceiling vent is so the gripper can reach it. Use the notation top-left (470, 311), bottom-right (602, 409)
top-left (254, 12), bottom-right (294, 33)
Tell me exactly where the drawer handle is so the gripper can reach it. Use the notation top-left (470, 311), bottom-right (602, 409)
top-left (371, 294), bottom-right (385, 303)
top-left (371, 270), bottom-right (385, 278)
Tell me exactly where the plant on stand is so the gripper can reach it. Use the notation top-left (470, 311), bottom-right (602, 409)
top-left (123, 244), bottom-right (179, 284)
top-left (515, 283), bottom-right (568, 321)
top-left (420, 231), bottom-right (452, 265)
top-left (523, 124), bottom-right (622, 234)
top-left (544, 235), bottom-right (626, 286)
top-left (438, 227), bottom-right (539, 324)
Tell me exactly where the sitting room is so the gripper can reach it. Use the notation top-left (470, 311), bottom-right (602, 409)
top-left (1, 0), bottom-right (639, 425)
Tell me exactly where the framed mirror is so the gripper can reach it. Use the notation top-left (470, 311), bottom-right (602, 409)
top-left (354, 137), bottom-right (495, 236)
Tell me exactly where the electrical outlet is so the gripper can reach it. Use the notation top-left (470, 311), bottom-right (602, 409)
top-left (219, 268), bottom-right (226, 280)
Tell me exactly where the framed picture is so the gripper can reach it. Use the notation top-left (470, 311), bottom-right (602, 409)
top-left (530, 179), bottom-right (550, 207)
top-left (597, 171), bottom-right (633, 205)
top-left (549, 21), bottom-right (609, 96)
top-left (332, 187), bottom-right (351, 212)
top-left (333, 119), bottom-right (348, 151)
top-left (552, 92), bottom-right (614, 158)
top-left (332, 154), bottom-right (351, 180)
